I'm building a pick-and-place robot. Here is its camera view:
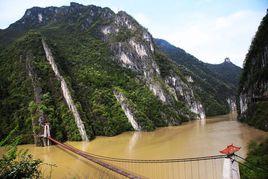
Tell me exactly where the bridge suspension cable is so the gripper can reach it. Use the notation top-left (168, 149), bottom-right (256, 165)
top-left (234, 154), bottom-right (268, 172)
top-left (48, 137), bottom-right (142, 179)
top-left (47, 137), bottom-right (230, 179)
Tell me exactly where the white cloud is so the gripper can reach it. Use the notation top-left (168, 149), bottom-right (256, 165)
top-left (151, 10), bottom-right (265, 67)
top-left (0, 1), bottom-right (265, 67)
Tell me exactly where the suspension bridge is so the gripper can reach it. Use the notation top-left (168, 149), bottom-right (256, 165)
top-left (44, 136), bottom-right (261, 179)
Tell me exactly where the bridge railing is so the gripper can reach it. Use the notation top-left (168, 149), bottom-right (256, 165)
top-left (48, 137), bottom-right (142, 178)
top-left (48, 137), bottom-right (228, 179)
top-left (92, 154), bottom-right (226, 179)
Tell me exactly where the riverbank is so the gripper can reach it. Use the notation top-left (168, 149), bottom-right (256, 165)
top-left (1, 113), bottom-right (267, 178)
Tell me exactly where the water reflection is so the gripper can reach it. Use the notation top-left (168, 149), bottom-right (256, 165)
top-left (1, 113), bottom-right (267, 178)
top-left (127, 132), bottom-right (141, 153)
top-left (200, 118), bottom-right (206, 126)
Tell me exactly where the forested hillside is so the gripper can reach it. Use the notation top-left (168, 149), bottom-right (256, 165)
top-left (238, 12), bottom-right (268, 131)
top-left (155, 39), bottom-right (241, 116)
top-left (0, 3), bottom-right (241, 143)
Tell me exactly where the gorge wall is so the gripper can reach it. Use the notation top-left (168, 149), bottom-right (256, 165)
top-left (237, 12), bottom-right (268, 131)
top-left (0, 3), bottom-right (241, 142)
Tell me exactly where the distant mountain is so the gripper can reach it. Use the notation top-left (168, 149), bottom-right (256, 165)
top-left (0, 2), bottom-right (242, 143)
top-left (155, 38), bottom-right (242, 115)
top-left (238, 12), bottom-right (268, 131)
top-left (206, 57), bottom-right (242, 89)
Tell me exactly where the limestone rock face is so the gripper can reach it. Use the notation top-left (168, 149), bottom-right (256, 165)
top-left (0, 2), bottom-right (243, 142)
top-left (8, 3), bottom-right (212, 122)
top-left (165, 75), bottom-right (205, 119)
top-left (237, 13), bottom-right (268, 131)
top-left (42, 39), bottom-right (89, 141)
top-left (114, 90), bottom-right (141, 131)
top-left (98, 9), bottom-right (206, 119)
top-left (227, 97), bottom-right (237, 111)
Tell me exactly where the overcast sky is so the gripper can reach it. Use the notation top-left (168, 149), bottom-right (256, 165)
top-left (0, 0), bottom-right (267, 67)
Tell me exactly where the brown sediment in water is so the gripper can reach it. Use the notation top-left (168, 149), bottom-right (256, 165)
top-left (1, 112), bottom-right (267, 178)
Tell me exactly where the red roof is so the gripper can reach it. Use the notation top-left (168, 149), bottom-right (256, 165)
top-left (220, 144), bottom-right (241, 155)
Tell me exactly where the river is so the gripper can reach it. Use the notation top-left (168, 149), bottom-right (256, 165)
top-left (1, 112), bottom-right (267, 178)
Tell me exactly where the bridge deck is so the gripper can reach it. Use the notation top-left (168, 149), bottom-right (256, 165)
top-left (48, 137), bottom-right (141, 179)
top-left (47, 137), bottom-right (238, 178)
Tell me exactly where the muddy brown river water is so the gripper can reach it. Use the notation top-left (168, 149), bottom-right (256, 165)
top-left (1, 112), bottom-right (267, 178)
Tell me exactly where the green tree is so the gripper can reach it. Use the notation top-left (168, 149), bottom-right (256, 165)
top-left (240, 139), bottom-right (268, 179)
top-left (0, 127), bottom-right (43, 179)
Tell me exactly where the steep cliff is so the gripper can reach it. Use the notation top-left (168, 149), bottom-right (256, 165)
top-left (155, 39), bottom-right (241, 116)
top-left (206, 58), bottom-right (241, 90)
top-left (0, 2), bottom-right (240, 142)
top-left (42, 39), bottom-right (88, 141)
top-left (238, 12), bottom-right (268, 131)
top-left (0, 32), bottom-right (86, 143)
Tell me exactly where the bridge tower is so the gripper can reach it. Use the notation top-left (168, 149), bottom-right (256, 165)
top-left (220, 144), bottom-right (241, 179)
top-left (43, 123), bottom-right (51, 146)
top-left (42, 123), bottom-right (51, 146)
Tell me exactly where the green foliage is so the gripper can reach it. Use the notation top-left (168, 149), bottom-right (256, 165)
top-left (206, 59), bottom-right (241, 90)
top-left (0, 4), bottom-right (236, 143)
top-left (111, 28), bottom-right (134, 42)
top-left (114, 87), bottom-right (155, 131)
top-left (0, 128), bottom-right (43, 179)
top-left (90, 88), bottom-right (132, 136)
top-left (0, 32), bottom-right (39, 143)
top-left (239, 13), bottom-right (268, 93)
top-left (240, 139), bottom-right (268, 179)
top-left (202, 98), bottom-right (228, 116)
top-left (0, 150), bottom-right (42, 179)
top-left (0, 31), bottom-right (86, 142)
top-left (154, 39), bottom-right (238, 116)
top-left (39, 26), bottom-right (190, 138)
top-left (239, 101), bottom-right (268, 131)
top-left (40, 92), bottom-right (82, 141)
top-left (237, 13), bottom-right (268, 131)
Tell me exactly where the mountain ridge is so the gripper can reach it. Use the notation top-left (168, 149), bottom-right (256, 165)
top-left (0, 2), bottom-right (241, 143)
top-left (238, 11), bottom-right (268, 131)
top-left (154, 38), bottom-right (241, 115)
